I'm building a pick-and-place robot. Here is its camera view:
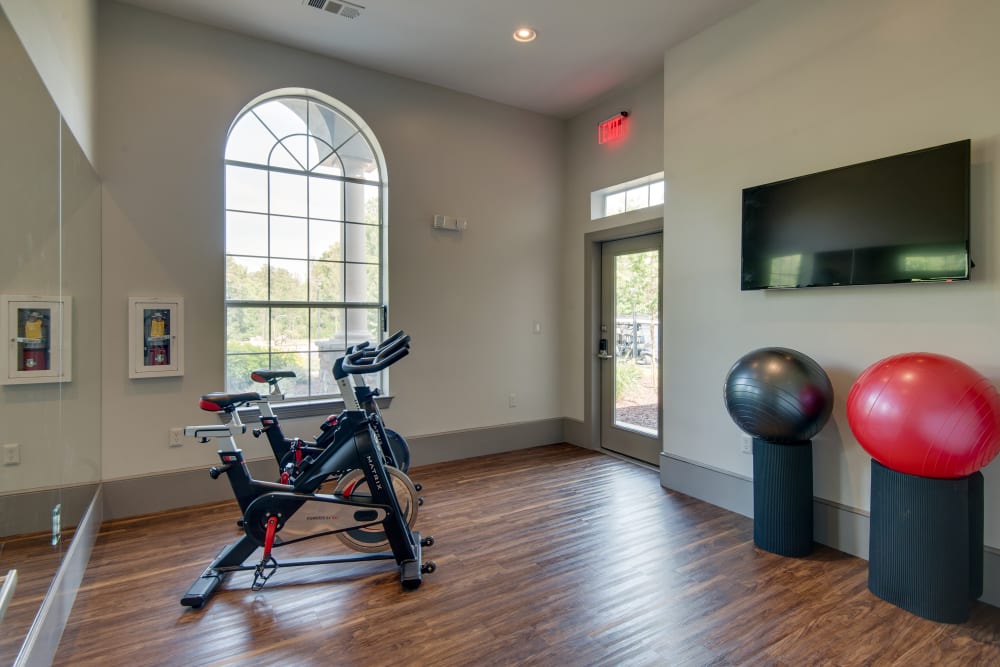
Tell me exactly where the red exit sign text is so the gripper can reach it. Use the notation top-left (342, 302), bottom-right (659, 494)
top-left (598, 112), bottom-right (629, 144)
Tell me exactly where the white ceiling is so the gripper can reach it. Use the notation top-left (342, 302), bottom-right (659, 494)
top-left (115, 0), bottom-right (757, 118)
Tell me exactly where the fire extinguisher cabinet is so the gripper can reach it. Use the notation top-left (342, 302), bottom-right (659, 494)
top-left (1, 295), bottom-right (72, 385)
top-left (128, 297), bottom-right (184, 378)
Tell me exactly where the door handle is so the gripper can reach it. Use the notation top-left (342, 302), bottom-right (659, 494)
top-left (597, 338), bottom-right (612, 359)
top-left (597, 352), bottom-right (613, 360)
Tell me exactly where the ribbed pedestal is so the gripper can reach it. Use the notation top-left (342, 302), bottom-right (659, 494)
top-left (868, 460), bottom-right (984, 624)
top-left (752, 438), bottom-right (813, 557)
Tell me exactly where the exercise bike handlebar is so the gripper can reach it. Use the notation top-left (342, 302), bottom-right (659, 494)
top-left (352, 332), bottom-right (409, 362)
top-left (342, 342), bottom-right (409, 374)
top-left (345, 330), bottom-right (407, 357)
top-left (380, 330), bottom-right (408, 349)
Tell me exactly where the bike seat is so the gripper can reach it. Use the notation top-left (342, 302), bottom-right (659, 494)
top-left (251, 369), bottom-right (296, 383)
top-left (199, 391), bottom-right (261, 412)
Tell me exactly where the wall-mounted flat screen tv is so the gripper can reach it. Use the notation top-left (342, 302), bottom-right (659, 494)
top-left (741, 139), bottom-right (970, 290)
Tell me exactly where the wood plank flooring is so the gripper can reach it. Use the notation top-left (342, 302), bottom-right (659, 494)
top-left (52, 444), bottom-right (1000, 666)
top-left (0, 531), bottom-right (66, 665)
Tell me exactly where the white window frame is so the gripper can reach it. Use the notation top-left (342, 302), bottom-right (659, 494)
top-left (223, 88), bottom-right (389, 404)
top-left (591, 172), bottom-right (665, 220)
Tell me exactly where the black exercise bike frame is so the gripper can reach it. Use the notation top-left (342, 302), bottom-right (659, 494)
top-left (180, 343), bottom-right (428, 609)
top-left (251, 331), bottom-right (411, 477)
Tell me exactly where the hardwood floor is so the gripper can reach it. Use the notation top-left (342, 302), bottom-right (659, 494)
top-left (52, 444), bottom-right (1000, 666)
top-left (0, 532), bottom-right (65, 665)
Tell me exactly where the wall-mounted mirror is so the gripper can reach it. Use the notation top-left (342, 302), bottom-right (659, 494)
top-left (0, 5), bottom-right (101, 662)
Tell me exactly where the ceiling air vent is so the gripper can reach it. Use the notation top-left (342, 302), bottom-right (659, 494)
top-left (302, 0), bottom-right (365, 19)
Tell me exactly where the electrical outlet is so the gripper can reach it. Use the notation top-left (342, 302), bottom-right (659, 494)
top-left (169, 428), bottom-right (184, 447)
top-left (740, 434), bottom-right (753, 455)
top-left (3, 443), bottom-right (20, 465)
top-left (508, 392), bottom-right (517, 408)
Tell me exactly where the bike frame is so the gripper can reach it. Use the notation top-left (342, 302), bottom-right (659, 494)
top-left (181, 407), bottom-right (424, 608)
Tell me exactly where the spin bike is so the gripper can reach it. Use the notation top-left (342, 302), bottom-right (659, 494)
top-left (209, 332), bottom-right (422, 533)
top-left (180, 341), bottom-right (434, 609)
top-left (248, 330), bottom-right (413, 477)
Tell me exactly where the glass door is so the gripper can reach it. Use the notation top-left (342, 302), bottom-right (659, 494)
top-left (600, 234), bottom-right (662, 465)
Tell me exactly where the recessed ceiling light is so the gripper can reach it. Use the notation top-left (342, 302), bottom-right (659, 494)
top-left (513, 27), bottom-right (537, 43)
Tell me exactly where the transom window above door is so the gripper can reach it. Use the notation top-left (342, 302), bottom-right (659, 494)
top-left (591, 172), bottom-right (665, 220)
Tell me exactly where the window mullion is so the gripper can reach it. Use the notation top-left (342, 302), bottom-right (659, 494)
top-left (226, 158), bottom-right (378, 187)
top-left (226, 300), bottom-right (382, 309)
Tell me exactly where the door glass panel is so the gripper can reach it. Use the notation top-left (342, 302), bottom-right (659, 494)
top-left (614, 250), bottom-right (659, 436)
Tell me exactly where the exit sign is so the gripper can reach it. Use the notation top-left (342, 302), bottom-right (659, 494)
top-left (598, 112), bottom-right (629, 144)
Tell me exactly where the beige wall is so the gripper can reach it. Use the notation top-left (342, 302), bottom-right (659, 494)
top-left (98, 2), bottom-right (564, 480)
top-left (0, 5), bottom-right (101, 497)
top-left (0, 0), bottom-right (96, 162)
top-left (0, 8), bottom-right (61, 495)
top-left (657, 0), bottom-right (1000, 547)
top-left (560, 71), bottom-right (665, 423)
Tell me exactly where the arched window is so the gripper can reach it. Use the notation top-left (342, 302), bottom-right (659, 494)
top-left (224, 89), bottom-right (387, 399)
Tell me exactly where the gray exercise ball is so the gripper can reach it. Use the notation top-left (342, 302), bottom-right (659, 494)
top-left (723, 347), bottom-right (834, 443)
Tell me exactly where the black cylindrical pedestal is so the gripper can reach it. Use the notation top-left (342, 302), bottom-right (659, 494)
top-left (752, 438), bottom-right (813, 557)
top-left (868, 460), bottom-right (984, 624)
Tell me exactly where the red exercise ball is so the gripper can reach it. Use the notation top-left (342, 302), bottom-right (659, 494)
top-left (847, 353), bottom-right (1000, 478)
